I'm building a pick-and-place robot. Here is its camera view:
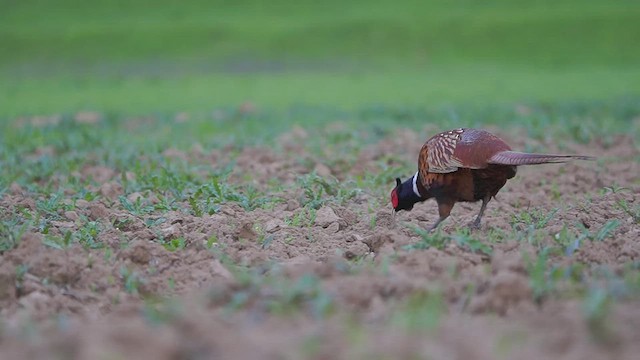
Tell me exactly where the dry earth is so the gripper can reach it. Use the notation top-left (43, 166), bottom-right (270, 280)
top-left (0, 126), bottom-right (639, 359)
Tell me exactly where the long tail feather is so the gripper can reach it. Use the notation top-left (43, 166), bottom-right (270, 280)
top-left (488, 151), bottom-right (595, 166)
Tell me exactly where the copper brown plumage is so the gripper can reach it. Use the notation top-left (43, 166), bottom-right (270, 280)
top-left (390, 128), bottom-right (595, 231)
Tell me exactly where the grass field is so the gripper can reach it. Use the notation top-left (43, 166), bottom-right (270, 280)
top-left (2, 0), bottom-right (640, 116)
top-left (1, 1), bottom-right (640, 359)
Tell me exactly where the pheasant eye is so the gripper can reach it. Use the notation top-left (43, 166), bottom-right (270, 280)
top-left (391, 189), bottom-right (399, 208)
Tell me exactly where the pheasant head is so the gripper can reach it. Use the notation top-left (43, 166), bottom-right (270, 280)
top-left (390, 174), bottom-right (426, 212)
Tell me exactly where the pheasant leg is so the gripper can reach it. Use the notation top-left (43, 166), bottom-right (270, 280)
top-left (469, 196), bottom-right (491, 229)
top-left (428, 199), bottom-right (455, 232)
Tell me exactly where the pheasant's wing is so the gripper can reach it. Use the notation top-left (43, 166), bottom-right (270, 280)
top-left (418, 128), bottom-right (512, 187)
top-left (423, 131), bottom-right (465, 173)
top-left (421, 128), bottom-right (497, 174)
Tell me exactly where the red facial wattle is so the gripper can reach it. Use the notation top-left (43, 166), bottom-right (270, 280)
top-left (391, 189), bottom-right (399, 209)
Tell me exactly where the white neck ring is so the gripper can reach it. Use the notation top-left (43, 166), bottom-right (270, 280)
top-left (412, 171), bottom-right (421, 197)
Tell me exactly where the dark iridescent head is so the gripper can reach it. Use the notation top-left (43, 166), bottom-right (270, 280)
top-left (390, 174), bottom-right (425, 212)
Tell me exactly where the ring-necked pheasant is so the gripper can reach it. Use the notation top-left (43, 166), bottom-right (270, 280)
top-left (390, 128), bottom-right (594, 230)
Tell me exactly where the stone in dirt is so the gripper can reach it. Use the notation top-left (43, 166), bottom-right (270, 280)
top-left (315, 206), bottom-right (341, 228)
top-left (64, 210), bottom-right (80, 221)
top-left (264, 219), bottom-right (284, 233)
top-left (314, 163), bottom-right (332, 177)
top-left (236, 221), bottom-right (258, 241)
top-left (88, 202), bottom-right (111, 221)
top-left (120, 239), bottom-right (156, 265)
top-left (325, 222), bottom-right (340, 233)
top-left (99, 182), bottom-right (123, 202)
top-left (286, 199), bottom-right (299, 211)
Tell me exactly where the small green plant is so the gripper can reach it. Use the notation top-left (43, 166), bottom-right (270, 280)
top-left (103, 247), bottom-right (113, 262)
top-left (153, 193), bottom-right (179, 212)
top-left (297, 173), bottom-right (331, 209)
top-left (593, 220), bottom-right (620, 242)
top-left (139, 165), bottom-right (191, 199)
top-left (297, 173), bottom-right (358, 209)
top-left (511, 208), bottom-right (559, 229)
top-left (582, 286), bottom-right (615, 344)
top-left (76, 189), bottom-right (99, 202)
top-left (14, 264), bottom-right (29, 294)
top-left (120, 266), bottom-right (144, 295)
top-left (266, 273), bottom-right (334, 318)
top-left (284, 208), bottom-right (317, 228)
top-left (163, 237), bottom-right (186, 251)
top-left (554, 225), bottom-right (589, 256)
top-left (369, 213), bottom-right (377, 229)
top-left (404, 225), bottom-right (450, 250)
top-left (36, 192), bottom-right (68, 219)
top-left (141, 298), bottom-right (182, 326)
top-left (113, 217), bottom-right (133, 231)
top-left (550, 182), bottom-right (562, 201)
top-left (144, 217), bottom-right (167, 228)
top-left (119, 195), bottom-right (155, 216)
top-left (600, 184), bottom-right (628, 195)
top-left (261, 234), bottom-right (275, 250)
top-left (0, 215), bottom-right (31, 252)
top-left (188, 195), bottom-right (204, 217)
top-left (617, 199), bottom-right (640, 224)
top-left (190, 177), bottom-right (271, 212)
top-left (76, 220), bottom-right (103, 249)
top-left (390, 290), bottom-right (445, 330)
top-left (43, 230), bottom-right (74, 250)
top-left (451, 229), bottom-right (492, 255)
top-left (526, 246), bottom-right (557, 302)
top-left (206, 234), bottom-right (218, 249)
top-left (240, 185), bottom-right (275, 210)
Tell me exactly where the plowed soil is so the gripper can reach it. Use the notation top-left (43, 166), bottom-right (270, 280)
top-left (1, 127), bottom-right (639, 360)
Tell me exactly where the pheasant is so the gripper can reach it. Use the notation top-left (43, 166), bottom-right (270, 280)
top-left (390, 128), bottom-right (594, 231)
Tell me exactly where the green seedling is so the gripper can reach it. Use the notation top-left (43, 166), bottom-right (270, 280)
top-left (594, 220), bottom-right (620, 242)
top-left (404, 224), bottom-right (450, 251)
top-left (119, 195), bottom-right (155, 216)
top-left (120, 266), bottom-right (145, 295)
top-left (390, 290), bottom-right (445, 331)
top-left (451, 229), bottom-right (492, 255)
top-left (36, 192), bottom-right (68, 219)
top-left (0, 215), bottom-right (31, 252)
top-left (617, 199), bottom-right (640, 224)
top-left (206, 234), bottom-right (218, 249)
top-left (163, 237), bottom-right (186, 252)
top-left (526, 246), bottom-right (557, 302)
top-left (511, 207), bottom-right (559, 229)
top-left (76, 219), bottom-right (103, 249)
top-left (601, 184), bottom-right (628, 195)
top-left (43, 230), bottom-right (74, 250)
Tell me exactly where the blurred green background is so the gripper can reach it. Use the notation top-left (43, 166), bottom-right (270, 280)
top-left (1, 0), bottom-right (639, 117)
